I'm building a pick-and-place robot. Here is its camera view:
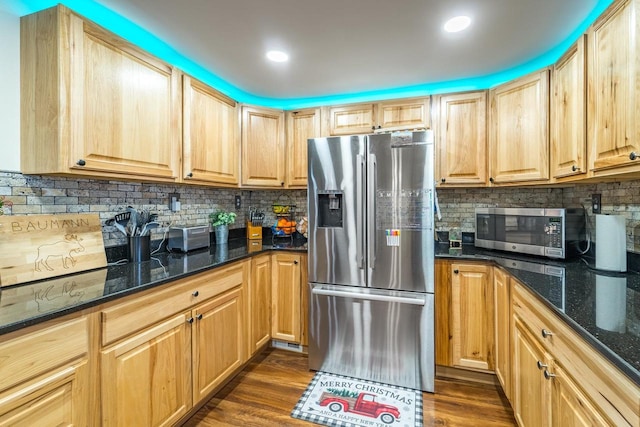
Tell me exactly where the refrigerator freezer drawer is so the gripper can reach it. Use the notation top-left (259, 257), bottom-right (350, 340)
top-left (308, 283), bottom-right (434, 392)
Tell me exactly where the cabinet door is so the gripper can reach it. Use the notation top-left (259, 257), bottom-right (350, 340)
top-left (249, 255), bottom-right (272, 354)
top-left (183, 75), bottom-right (239, 185)
top-left (513, 316), bottom-right (551, 427)
top-left (69, 13), bottom-right (181, 181)
top-left (0, 316), bottom-right (90, 427)
top-left (101, 314), bottom-right (192, 427)
top-left (588, 0), bottom-right (640, 174)
top-left (493, 267), bottom-right (511, 399)
top-left (434, 260), bottom-right (452, 366)
top-left (326, 103), bottom-right (376, 135)
top-left (450, 263), bottom-right (494, 371)
top-left (489, 70), bottom-right (550, 184)
top-left (299, 254), bottom-right (309, 347)
top-left (551, 36), bottom-right (587, 179)
top-left (192, 287), bottom-right (245, 402)
top-left (241, 106), bottom-right (285, 187)
top-left (376, 97), bottom-right (430, 131)
top-left (0, 361), bottom-right (89, 427)
top-left (271, 253), bottom-right (301, 343)
top-left (436, 92), bottom-right (487, 186)
top-left (551, 363), bottom-right (611, 427)
top-left (286, 108), bottom-right (320, 188)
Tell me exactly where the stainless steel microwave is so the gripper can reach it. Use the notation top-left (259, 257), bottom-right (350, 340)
top-left (475, 207), bottom-right (585, 259)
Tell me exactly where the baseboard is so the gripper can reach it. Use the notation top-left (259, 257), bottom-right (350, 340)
top-left (436, 365), bottom-right (499, 386)
top-left (271, 339), bottom-right (308, 354)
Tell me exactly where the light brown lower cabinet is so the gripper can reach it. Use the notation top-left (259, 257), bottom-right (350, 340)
top-left (493, 267), bottom-right (511, 398)
top-left (99, 260), bottom-right (248, 427)
top-left (512, 310), bottom-right (611, 427)
top-left (299, 254), bottom-right (309, 347)
top-left (271, 253), bottom-right (302, 343)
top-left (0, 317), bottom-right (90, 427)
top-left (512, 315), bottom-right (551, 427)
top-left (100, 314), bottom-right (192, 426)
top-left (192, 286), bottom-right (245, 402)
top-left (512, 280), bottom-right (639, 426)
top-left (450, 262), bottom-right (494, 371)
top-left (550, 362), bottom-right (610, 427)
top-left (248, 254), bottom-right (272, 354)
top-left (0, 252), bottom-right (310, 427)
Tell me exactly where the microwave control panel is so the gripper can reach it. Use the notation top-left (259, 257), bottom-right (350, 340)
top-left (546, 217), bottom-right (563, 248)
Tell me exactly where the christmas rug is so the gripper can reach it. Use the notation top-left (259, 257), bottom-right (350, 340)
top-left (291, 371), bottom-right (423, 427)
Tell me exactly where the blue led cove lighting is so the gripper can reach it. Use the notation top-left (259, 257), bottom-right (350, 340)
top-left (6, 0), bottom-right (614, 110)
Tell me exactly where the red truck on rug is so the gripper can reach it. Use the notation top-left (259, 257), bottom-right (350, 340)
top-left (318, 390), bottom-right (401, 424)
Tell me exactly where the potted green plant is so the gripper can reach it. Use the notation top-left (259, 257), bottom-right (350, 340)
top-left (0, 196), bottom-right (13, 215)
top-left (209, 210), bottom-right (237, 244)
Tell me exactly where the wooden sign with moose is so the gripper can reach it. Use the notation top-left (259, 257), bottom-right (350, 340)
top-left (0, 214), bottom-right (107, 287)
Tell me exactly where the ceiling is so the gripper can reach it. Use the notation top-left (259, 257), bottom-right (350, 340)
top-left (4, 0), bottom-right (613, 108)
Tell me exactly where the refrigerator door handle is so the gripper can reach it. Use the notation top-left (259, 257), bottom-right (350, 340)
top-left (311, 287), bottom-right (426, 306)
top-left (356, 154), bottom-right (365, 269)
top-left (368, 154), bottom-right (377, 269)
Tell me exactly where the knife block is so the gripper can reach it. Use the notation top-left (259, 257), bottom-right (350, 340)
top-left (246, 221), bottom-right (263, 240)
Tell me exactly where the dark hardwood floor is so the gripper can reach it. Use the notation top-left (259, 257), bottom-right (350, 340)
top-left (183, 348), bottom-right (516, 426)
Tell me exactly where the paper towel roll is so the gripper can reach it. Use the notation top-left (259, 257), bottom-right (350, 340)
top-left (596, 214), bottom-right (627, 272)
top-left (595, 275), bottom-right (627, 333)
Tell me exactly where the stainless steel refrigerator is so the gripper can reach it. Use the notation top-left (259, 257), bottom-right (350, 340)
top-left (308, 130), bottom-right (435, 392)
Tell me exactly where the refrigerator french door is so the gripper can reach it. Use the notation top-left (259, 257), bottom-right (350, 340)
top-left (308, 130), bottom-right (435, 392)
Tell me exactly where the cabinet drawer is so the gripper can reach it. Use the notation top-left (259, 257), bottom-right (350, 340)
top-left (0, 317), bottom-right (88, 393)
top-left (513, 282), bottom-right (640, 426)
top-left (101, 261), bottom-right (246, 346)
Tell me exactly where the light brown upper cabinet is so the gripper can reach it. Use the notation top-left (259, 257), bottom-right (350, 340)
top-left (324, 103), bottom-right (377, 135)
top-left (587, 0), bottom-right (640, 176)
top-left (21, 5), bottom-right (181, 182)
top-left (183, 75), bottom-right (240, 186)
top-left (435, 91), bottom-right (487, 186)
top-left (489, 70), bottom-right (550, 184)
top-left (376, 98), bottom-right (431, 131)
top-left (241, 105), bottom-right (286, 187)
top-left (285, 108), bottom-right (321, 188)
top-left (551, 36), bottom-right (587, 180)
top-left (323, 98), bottom-right (430, 136)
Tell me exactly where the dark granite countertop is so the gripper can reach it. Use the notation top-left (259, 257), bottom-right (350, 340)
top-left (1, 236), bottom-right (638, 386)
top-left (0, 237), bottom-right (307, 336)
top-left (436, 242), bottom-right (640, 386)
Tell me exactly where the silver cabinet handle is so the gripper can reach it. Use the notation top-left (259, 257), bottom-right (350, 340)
top-left (196, 313), bottom-right (203, 320)
top-left (192, 291), bottom-right (199, 297)
top-left (543, 370), bottom-right (556, 380)
top-left (536, 360), bottom-right (547, 370)
top-left (541, 329), bottom-right (553, 338)
top-left (187, 317), bottom-right (194, 324)
top-left (312, 287), bottom-right (425, 306)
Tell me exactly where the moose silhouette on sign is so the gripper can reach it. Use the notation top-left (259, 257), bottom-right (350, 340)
top-left (34, 234), bottom-right (86, 272)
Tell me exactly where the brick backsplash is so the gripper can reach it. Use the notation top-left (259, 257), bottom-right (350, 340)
top-left (435, 187), bottom-right (564, 232)
top-left (0, 172), bottom-right (307, 248)
top-left (562, 181), bottom-right (640, 252)
top-left (2, 171), bottom-right (640, 252)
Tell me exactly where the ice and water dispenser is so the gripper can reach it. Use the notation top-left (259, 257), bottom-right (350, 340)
top-left (317, 192), bottom-right (343, 228)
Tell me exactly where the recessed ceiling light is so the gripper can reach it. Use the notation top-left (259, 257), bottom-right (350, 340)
top-left (266, 50), bottom-right (289, 62)
top-left (444, 16), bottom-right (471, 33)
